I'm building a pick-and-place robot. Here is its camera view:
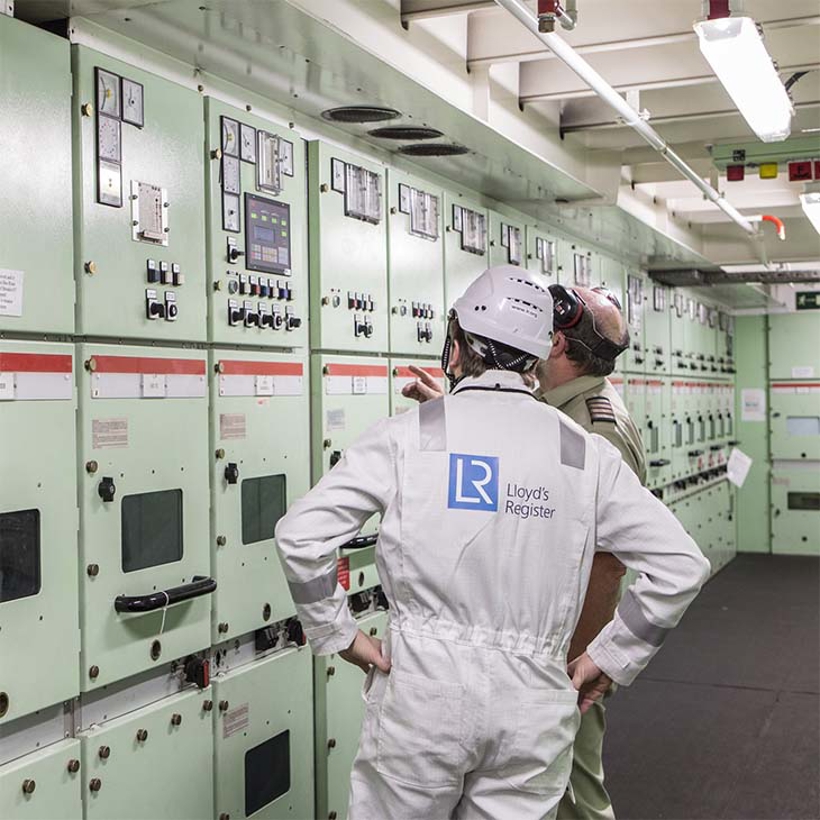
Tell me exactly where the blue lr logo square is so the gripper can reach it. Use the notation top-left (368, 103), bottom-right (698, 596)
top-left (448, 453), bottom-right (499, 511)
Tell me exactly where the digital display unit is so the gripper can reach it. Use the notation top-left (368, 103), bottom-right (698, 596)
top-left (244, 193), bottom-right (292, 275)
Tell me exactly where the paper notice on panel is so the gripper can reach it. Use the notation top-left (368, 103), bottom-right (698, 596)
top-left (741, 388), bottom-right (766, 422)
top-left (326, 408), bottom-right (345, 431)
top-left (727, 448), bottom-right (753, 488)
top-left (220, 413), bottom-right (247, 440)
top-left (92, 418), bottom-right (129, 449)
top-left (0, 269), bottom-right (23, 316)
top-left (223, 703), bottom-right (250, 739)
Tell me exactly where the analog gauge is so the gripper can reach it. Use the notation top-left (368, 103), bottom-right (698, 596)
top-left (97, 116), bottom-right (121, 163)
top-left (222, 117), bottom-right (239, 156)
top-left (240, 123), bottom-right (256, 163)
top-left (280, 139), bottom-right (294, 176)
top-left (122, 78), bottom-right (144, 127)
top-left (96, 68), bottom-right (121, 118)
top-left (222, 155), bottom-right (241, 195)
top-left (223, 193), bottom-right (241, 233)
top-left (98, 159), bottom-right (122, 207)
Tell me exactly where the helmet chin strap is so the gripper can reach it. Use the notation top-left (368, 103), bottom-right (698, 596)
top-left (440, 326), bottom-right (462, 391)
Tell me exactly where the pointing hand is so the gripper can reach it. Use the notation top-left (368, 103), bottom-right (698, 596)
top-left (401, 365), bottom-right (445, 404)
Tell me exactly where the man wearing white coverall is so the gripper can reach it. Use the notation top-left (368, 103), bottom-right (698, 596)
top-left (275, 266), bottom-right (710, 820)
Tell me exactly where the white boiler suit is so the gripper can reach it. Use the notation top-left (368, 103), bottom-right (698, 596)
top-left (275, 370), bottom-right (710, 820)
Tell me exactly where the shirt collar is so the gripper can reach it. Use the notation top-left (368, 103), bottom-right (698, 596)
top-left (537, 374), bottom-right (606, 409)
top-left (451, 370), bottom-right (535, 395)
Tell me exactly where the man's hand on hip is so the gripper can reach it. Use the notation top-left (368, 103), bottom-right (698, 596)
top-left (339, 629), bottom-right (392, 674)
top-left (401, 365), bottom-right (444, 403)
top-left (568, 651), bottom-right (612, 714)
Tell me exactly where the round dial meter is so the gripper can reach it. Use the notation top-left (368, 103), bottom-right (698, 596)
top-left (122, 78), bottom-right (144, 127)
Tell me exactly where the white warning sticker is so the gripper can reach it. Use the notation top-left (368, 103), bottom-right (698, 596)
top-left (220, 413), bottom-right (247, 440)
top-left (0, 269), bottom-right (24, 317)
top-left (326, 408), bottom-right (346, 431)
top-left (92, 418), bottom-right (129, 449)
top-left (223, 703), bottom-right (249, 739)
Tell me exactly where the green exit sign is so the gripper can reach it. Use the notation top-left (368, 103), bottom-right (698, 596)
top-left (796, 292), bottom-right (820, 311)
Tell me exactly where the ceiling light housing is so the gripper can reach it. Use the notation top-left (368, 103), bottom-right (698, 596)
top-left (800, 185), bottom-right (820, 236)
top-left (694, 16), bottom-right (793, 143)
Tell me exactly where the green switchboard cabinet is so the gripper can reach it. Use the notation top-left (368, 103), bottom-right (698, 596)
top-left (0, 341), bottom-right (79, 724)
top-left (72, 46), bottom-right (206, 342)
top-left (79, 688), bottom-right (213, 820)
top-left (488, 208), bottom-right (526, 269)
top-left (442, 190), bottom-right (489, 309)
top-left (308, 142), bottom-right (387, 353)
top-left (209, 350), bottom-right (310, 644)
top-left (76, 344), bottom-right (211, 691)
top-left (212, 647), bottom-right (314, 820)
top-left (0, 16), bottom-right (74, 334)
top-left (770, 466), bottom-right (820, 556)
top-left (0, 739), bottom-right (82, 820)
top-left (623, 270), bottom-right (646, 374)
top-left (768, 312), bottom-right (820, 380)
top-left (769, 381), bottom-right (820, 460)
top-left (386, 168), bottom-right (445, 356)
top-left (314, 608), bottom-right (389, 820)
top-left (644, 282), bottom-right (671, 376)
top-left (204, 98), bottom-right (308, 348)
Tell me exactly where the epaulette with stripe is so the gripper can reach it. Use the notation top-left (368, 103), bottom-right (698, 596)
top-left (586, 396), bottom-right (617, 424)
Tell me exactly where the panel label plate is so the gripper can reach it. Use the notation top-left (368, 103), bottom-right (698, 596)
top-left (92, 417), bottom-right (129, 449)
top-left (223, 703), bottom-right (250, 739)
top-left (0, 269), bottom-right (23, 316)
top-left (219, 413), bottom-right (247, 440)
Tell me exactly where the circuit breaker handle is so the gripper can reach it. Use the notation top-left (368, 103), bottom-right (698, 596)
top-left (114, 575), bottom-right (217, 613)
top-left (340, 534), bottom-right (378, 551)
top-left (649, 459), bottom-right (671, 467)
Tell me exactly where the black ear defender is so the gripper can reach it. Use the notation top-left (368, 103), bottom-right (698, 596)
top-left (548, 283), bottom-right (628, 361)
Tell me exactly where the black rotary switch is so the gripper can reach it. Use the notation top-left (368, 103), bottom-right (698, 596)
top-left (98, 477), bottom-right (116, 503)
top-left (224, 463), bottom-right (239, 485)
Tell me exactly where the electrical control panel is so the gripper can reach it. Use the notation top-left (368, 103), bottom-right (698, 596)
top-left (770, 466), bottom-right (820, 556)
top-left (769, 381), bottom-right (820, 460)
top-left (389, 358), bottom-right (446, 416)
top-left (76, 344), bottom-right (211, 691)
top-left (212, 645), bottom-right (314, 820)
top-left (210, 351), bottom-right (310, 643)
top-left (314, 605), bottom-right (388, 820)
top-left (624, 271), bottom-right (647, 373)
top-left (78, 688), bottom-right (214, 820)
top-left (0, 16), bottom-right (74, 335)
top-left (386, 169), bottom-right (444, 355)
top-left (0, 342), bottom-right (79, 724)
top-left (525, 224), bottom-right (560, 281)
top-left (0, 739), bottom-right (82, 820)
top-left (488, 208), bottom-right (526, 269)
top-left (560, 241), bottom-right (600, 290)
top-left (72, 47), bottom-right (206, 341)
top-left (205, 100), bottom-right (307, 348)
top-left (768, 312), bottom-right (820, 380)
top-left (308, 142), bottom-right (387, 352)
top-left (644, 378), bottom-right (671, 490)
top-left (443, 191), bottom-right (489, 310)
top-left (645, 282), bottom-right (671, 376)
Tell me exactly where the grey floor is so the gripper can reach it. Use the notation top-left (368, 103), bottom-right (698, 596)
top-left (602, 554), bottom-right (820, 820)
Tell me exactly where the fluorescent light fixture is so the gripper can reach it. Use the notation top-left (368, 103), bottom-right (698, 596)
top-left (800, 187), bottom-right (820, 235)
top-left (694, 16), bottom-right (793, 142)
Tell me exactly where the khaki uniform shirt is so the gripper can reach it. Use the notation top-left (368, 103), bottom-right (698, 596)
top-left (538, 374), bottom-right (648, 660)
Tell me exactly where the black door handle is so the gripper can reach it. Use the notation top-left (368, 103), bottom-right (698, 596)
top-left (114, 576), bottom-right (217, 613)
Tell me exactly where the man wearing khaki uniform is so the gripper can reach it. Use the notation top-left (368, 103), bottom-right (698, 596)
top-left (405, 284), bottom-right (647, 819)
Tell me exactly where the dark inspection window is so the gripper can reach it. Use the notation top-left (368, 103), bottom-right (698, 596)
top-left (121, 489), bottom-right (183, 573)
top-left (241, 474), bottom-right (287, 545)
top-left (245, 730), bottom-right (291, 817)
top-left (0, 509), bottom-right (41, 603)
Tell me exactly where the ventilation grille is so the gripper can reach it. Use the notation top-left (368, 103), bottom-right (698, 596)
top-left (321, 106), bottom-right (401, 123)
top-left (368, 126), bottom-right (443, 140)
top-left (398, 143), bottom-right (470, 157)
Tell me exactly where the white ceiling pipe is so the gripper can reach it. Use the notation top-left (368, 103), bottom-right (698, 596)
top-left (494, 0), bottom-right (759, 237)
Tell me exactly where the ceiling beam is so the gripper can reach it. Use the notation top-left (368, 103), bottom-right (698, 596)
top-left (401, 0), bottom-right (493, 24)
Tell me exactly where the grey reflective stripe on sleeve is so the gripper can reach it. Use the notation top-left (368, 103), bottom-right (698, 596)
top-left (419, 397), bottom-right (446, 451)
top-left (559, 420), bottom-right (586, 469)
top-left (287, 566), bottom-right (338, 605)
top-left (618, 589), bottom-right (670, 647)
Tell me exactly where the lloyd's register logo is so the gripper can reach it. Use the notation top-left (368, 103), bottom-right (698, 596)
top-left (447, 453), bottom-right (499, 511)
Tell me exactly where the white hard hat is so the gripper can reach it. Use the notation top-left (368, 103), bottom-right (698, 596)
top-left (452, 265), bottom-right (554, 359)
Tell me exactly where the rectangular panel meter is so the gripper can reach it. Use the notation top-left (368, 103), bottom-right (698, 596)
top-left (527, 225), bottom-right (559, 280)
top-left (0, 342), bottom-right (79, 724)
top-left (488, 209), bottom-right (526, 268)
top-left (205, 99), bottom-right (307, 348)
top-left (212, 647), bottom-right (314, 820)
top-left (0, 739), bottom-right (82, 820)
top-left (0, 16), bottom-right (74, 335)
top-left (314, 608), bottom-right (388, 820)
top-left (624, 272), bottom-right (647, 374)
top-left (443, 191), bottom-right (488, 311)
top-left (308, 142), bottom-right (387, 352)
top-left (79, 688), bottom-right (213, 820)
top-left (390, 358), bottom-right (445, 416)
top-left (311, 354), bottom-right (389, 594)
top-left (72, 46), bottom-right (206, 342)
top-left (770, 381), bottom-right (820, 460)
top-left (77, 344), bottom-right (211, 692)
top-left (210, 351), bottom-right (310, 644)
top-left (387, 169), bottom-right (444, 356)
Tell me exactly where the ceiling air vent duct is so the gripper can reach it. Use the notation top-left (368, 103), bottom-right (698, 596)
top-left (368, 126), bottom-right (443, 140)
top-left (321, 106), bottom-right (401, 123)
top-left (397, 143), bottom-right (470, 157)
